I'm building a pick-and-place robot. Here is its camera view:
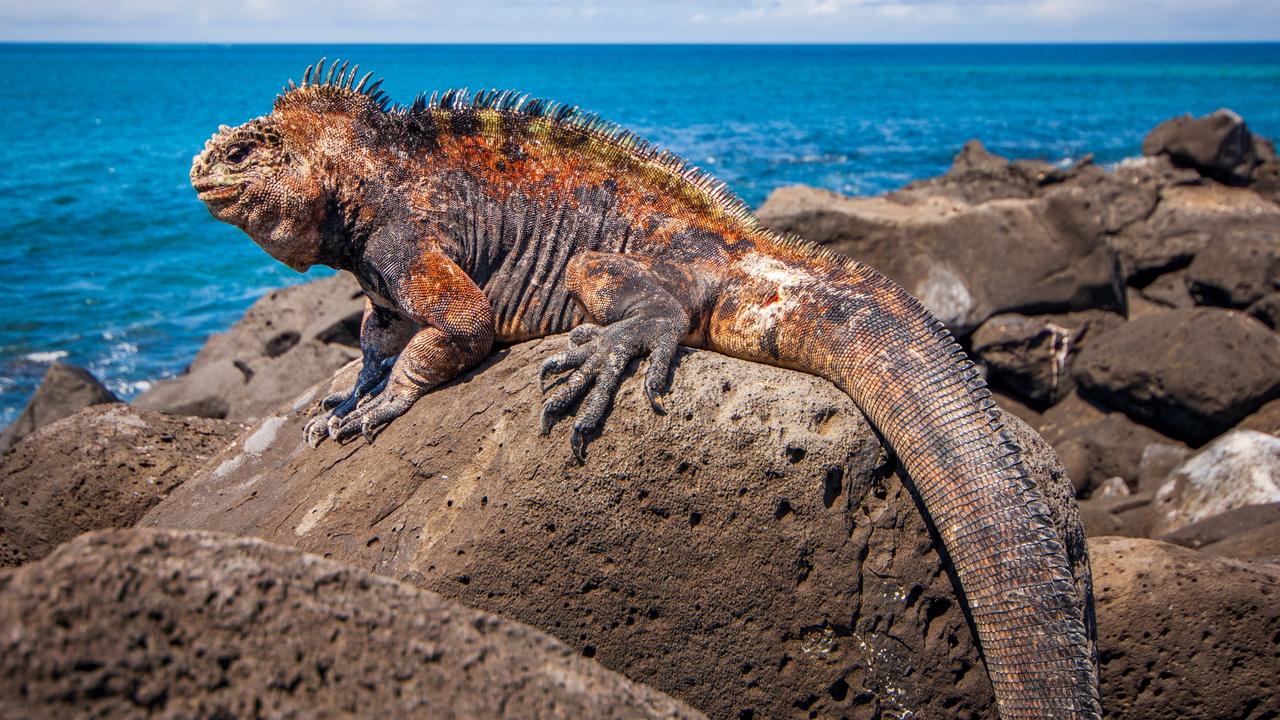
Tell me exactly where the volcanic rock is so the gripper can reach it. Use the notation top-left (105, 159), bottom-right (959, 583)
top-left (1090, 536), bottom-right (1280, 720)
top-left (1036, 390), bottom-right (1178, 496)
top-left (0, 362), bottom-right (118, 453)
top-left (133, 273), bottom-right (365, 422)
top-left (1239, 396), bottom-right (1280, 437)
top-left (1158, 502), bottom-right (1280, 561)
top-left (1185, 229), bottom-right (1280, 307)
top-left (1149, 429), bottom-right (1280, 536)
top-left (0, 528), bottom-right (702, 720)
top-left (1247, 291), bottom-right (1280, 329)
top-left (970, 310), bottom-right (1124, 407)
top-left (0, 404), bottom-right (242, 568)
top-left (1106, 183), bottom-right (1280, 280)
top-left (141, 337), bottom-right (1093, 720)
top-left (1141, 108), bottom-right (1264, 185)
top-left (757, 184), bottom-right (1123, 334)
top-left (1073, 307), bottom-right (1280, 444)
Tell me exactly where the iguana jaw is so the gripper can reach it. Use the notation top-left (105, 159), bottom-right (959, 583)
top-left (192, 175), bottom-right (244, 204)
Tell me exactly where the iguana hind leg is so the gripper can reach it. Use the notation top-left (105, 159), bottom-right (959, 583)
top-left (540, 251), bottom-right (695, 459)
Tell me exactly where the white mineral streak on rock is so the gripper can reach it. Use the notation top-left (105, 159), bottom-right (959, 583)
top-left (1152, 429), bottom-right (1280, 534)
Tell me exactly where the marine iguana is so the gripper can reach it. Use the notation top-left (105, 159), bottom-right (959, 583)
top-left (190, 59), bottom-right (1102, 719)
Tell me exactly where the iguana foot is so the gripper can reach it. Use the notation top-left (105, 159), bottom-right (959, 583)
top-left (304, 355), bottom-right (396, 447)
top-left (539, 317), bottom-right (680, 460)
top-left (324, 377), bottom-right (423, 444)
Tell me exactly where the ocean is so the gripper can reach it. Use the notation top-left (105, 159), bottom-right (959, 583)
top-left (1, 43), bottom-right (1278, 424)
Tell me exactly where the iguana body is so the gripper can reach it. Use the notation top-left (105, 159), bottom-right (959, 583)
top-left (191, 60), bottom-right (1101, 718)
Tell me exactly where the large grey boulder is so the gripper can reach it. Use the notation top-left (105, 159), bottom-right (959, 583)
top-left (0, 528), bottom-right (702, 720)
top-left (757, 185), bottom-right (1124, 334)
top-left (0, 362), bottom-right (118, 453)
top-left (142, 337), bottom-right (1094, 720)
top-left (133, 273), bottom-right (365, 422)
top-left (0, 404), bottom-right (243, 567)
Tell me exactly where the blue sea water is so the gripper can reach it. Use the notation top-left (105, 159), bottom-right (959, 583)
top-left (1, 43), bottom-right (1278, 424)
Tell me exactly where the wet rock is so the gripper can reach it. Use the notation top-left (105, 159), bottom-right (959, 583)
top-left (1141, 108), bottom-right (1264, 185)
top-left (0, 363), bottom-right (118, 453)
top-left (1158, 502), bottom-right (1280, 560)
top-left (1185, 229), bottom-right (1280, 307)
top-left (0, 528), bottom-right (702, 720)
top-left (0, 404), bottom-right (242, 567)
top-left (757, 184), bottom-right (1124, 334)
top-left (1090, 536), bottom-right (1280, 720)
top-left (1150, 429), bottom-right (1280, 536)
top-left (1106, 184), bottom-right (1280, 280)
top-left (1037, 391), bottom-right (1178, 496)
top-left (141, 337), bottom-right (1092, 720)
top-left (1073, 308), bottom-right (1280, 444)
top-left (970, 310), bottom-right (1124, 407)
top-left (133, 273), bottom-right (365, 422)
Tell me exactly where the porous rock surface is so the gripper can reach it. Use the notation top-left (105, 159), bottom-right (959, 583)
top-left (1089, 537), bottom-right (1280, 720)
top-left (0, 528), bottom-right (702, 720)
top-left (0, 362), bottom-right (118, 453)
top-left (757, 184), bottom-right (1123, 334)
top-left (0, 404), bottom-right (243, 567)
top-left (1073, 307), bottom-right (1280, 445)
top-left (143, 336), bottom-right (1094, 720)
top-left (133, 273), bottom-right (364, 422)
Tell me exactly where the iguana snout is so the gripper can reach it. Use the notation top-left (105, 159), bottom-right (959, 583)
top-left (190, 118), bottom-right (327, 273)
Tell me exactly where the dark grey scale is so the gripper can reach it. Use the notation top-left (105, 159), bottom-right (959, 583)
top-left (442, 172), bottom-right (640, 339)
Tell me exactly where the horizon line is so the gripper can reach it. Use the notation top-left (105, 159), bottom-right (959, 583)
top-left (4, 40), bottom-right (1279, 46)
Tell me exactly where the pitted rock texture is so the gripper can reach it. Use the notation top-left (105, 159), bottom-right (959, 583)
top-left (133, 273), bottom-right (364, 422)
top-left (0, 404), bottom-right (243, 567)
top-left (1073, 308), bottom-right (1280, 445)
top-left (0, 362), bottom-right (118, 453)
top-left (1090, 537), bottom-right (1280, 720)
top-left (142, 337), bottom-right (1094, 720)
top-left (756, 184), bottom-right (1124, 334)
top-left (0, 528), bottom-right (702, 720)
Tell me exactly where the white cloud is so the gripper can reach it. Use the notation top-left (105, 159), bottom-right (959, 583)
top-left (0, 0), bottom-right (1276, 41)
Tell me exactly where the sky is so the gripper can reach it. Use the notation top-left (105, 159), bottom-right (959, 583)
top-left (2, 0), bottom-right (1278, 44)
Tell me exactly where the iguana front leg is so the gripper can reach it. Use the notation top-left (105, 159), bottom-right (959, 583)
top-left (305, 298), bottom-right (417, 447)
top-left (540, 251), bottom-right (700, 459)
top-left (315, 252), bottom-right (494, 445)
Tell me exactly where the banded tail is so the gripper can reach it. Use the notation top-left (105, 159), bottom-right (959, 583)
top-left (708, 248), bottom-right (1102, 718)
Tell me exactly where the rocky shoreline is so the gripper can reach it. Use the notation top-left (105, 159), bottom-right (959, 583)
top-left (2, 110), bottom-right (1278, 718)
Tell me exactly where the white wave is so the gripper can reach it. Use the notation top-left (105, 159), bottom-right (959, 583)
top-left (24, 350), bottom-right (69, 363)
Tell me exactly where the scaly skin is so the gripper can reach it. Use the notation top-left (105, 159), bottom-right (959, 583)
top-left (191, 60), bottom-right (1102, 718)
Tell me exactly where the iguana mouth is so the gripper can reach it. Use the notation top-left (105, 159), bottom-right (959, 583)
top-left (193, 177), bottom-right (243, 203)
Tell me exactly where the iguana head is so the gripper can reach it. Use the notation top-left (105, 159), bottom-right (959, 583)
top-left (191, 59), bottom-right (391, 272)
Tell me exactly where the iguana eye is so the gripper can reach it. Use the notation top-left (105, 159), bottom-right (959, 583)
top-left (225, 144), bottom-right (253, 164)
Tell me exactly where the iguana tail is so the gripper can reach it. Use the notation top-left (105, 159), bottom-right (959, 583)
top-left (708, 249), bottom-right (1102, 719)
